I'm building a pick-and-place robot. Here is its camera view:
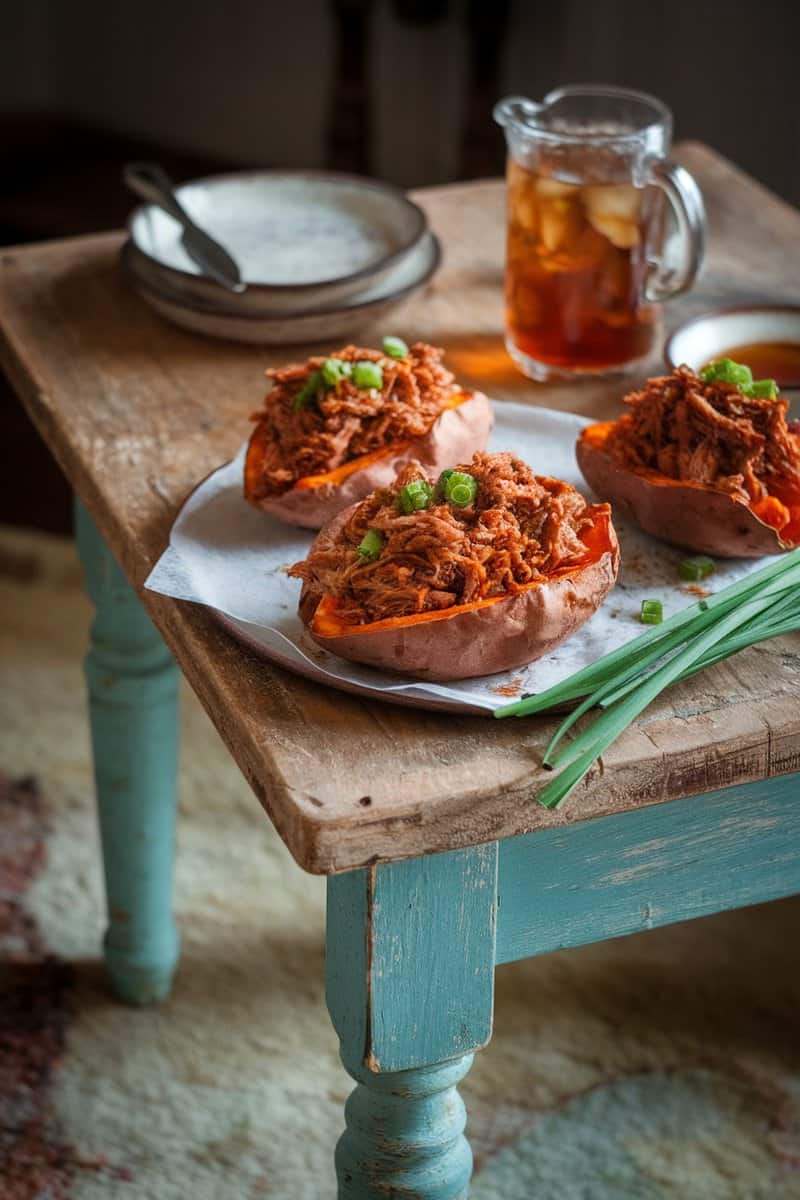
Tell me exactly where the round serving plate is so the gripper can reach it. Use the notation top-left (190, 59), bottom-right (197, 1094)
top-left (128, 168), bottom-right (428, 316)
top-left (121, 233), bottom-right (442, 345)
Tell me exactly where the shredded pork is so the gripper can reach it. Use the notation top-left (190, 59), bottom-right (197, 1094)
top-left (247, 342), bottom-right (457, 499)
top-left (606, 366), bottom-right (800, 503)
top-left (289, 452), bottom-right (605, 624)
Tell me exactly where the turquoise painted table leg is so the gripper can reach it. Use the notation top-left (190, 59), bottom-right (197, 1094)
top-left (74, 501), bottom-right (180, 1005)
top-left (327, 845), bottom-right (498, 1198)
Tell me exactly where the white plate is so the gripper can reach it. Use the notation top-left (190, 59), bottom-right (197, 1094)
top-left (128, 169), bottom-right (428, 315)
top-left (145, 402), bottom-right (776, 713)
top-left (122, 234), bottom-right (442, 345)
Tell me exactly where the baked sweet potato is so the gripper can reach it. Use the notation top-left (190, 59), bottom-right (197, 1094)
top-left (245, 389), bottom-right (493, 529)
top-left (291, 452), bottom-right (619, 681)
top-left (244, 341), bottom-right (493, 529)
top-left (577, 366), bottom-right (800, 558)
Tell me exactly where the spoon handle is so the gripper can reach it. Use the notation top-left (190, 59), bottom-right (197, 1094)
top-left (123, 162), bottom-right (245, 294)
top-left (124, 162), bottom-right (194, 227)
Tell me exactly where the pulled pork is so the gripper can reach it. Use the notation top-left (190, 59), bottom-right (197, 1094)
top-left (289, 452), bottom-right (605, 624)
top-left (247, 342), bottom-right (457, 499)
top-left (606, 366), bottom-right (800, 504)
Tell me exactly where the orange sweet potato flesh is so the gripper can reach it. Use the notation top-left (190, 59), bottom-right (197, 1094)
top-left (577, 421), bottom-right (800, 558)
top-left (299, 507), bottom-right (619, 681)
top-left (245, 390), bottom-right (494, 530)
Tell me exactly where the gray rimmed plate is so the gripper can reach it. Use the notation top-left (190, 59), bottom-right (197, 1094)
top-left (128, 168), bottom-right (428, 316)
top-left (121, 233), bottom-right (442, 344)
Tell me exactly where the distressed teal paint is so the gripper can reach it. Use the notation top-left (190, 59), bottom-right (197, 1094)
top-left (327, 845), bottom-right (497, 1073)
top-left (336, 1056), bottom-right (473, 1200)
top-left (497, 772), bottom-right (800, 965)
top-left (75, 501), bottom-right (180, 1004)
top-left (327, 846), bottom-right (497, 1197)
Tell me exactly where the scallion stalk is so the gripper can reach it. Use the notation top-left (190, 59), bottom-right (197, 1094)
top-left (493, 545), bottom-right (800, 812)
top-left (496, 549), bottom-right (800, 719)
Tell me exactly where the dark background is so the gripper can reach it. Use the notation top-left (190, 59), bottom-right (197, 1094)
top-left (2, 0), bottom-right (798, 532)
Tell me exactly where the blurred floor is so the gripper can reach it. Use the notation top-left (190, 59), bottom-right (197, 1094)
top-left (2, 524), bottom-right (800, 1199)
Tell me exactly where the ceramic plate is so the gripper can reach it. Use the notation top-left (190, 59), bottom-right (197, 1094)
top-left (122, 234), bottom-right (442, 345)
top-left (145, 404), bottom-right (775, 714)
top-left (128, 169), bottom-right (428, 315)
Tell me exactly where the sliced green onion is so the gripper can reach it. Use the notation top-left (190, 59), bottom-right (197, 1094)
top-left (382, 335), bottom-right (409, 359)
top-left (434, 469), bottom-right (455, 499)
top-left (292, 369), bottom-right (324, 411)
top-left (700, 358), bottom-right (753, 386)
top-left (640, 599), bottom-right (663, 625)
top-left (357, 529), bottom-right (384, 562)
top-left (678, 556), bottom-right (715, 581)
top-left (398, 479), bottom-right (434, 515)
top-left (352, 361), bottom-right (384, 390)
top-left (321, 357), bottom-right (348, 387)
top-left (444, 471), bottom-right (478, 508)
top-left (742, 378), bottom-right (778, 399)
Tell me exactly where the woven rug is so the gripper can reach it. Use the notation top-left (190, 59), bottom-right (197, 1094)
top-left (1, 524), bottom-right (799, 1200)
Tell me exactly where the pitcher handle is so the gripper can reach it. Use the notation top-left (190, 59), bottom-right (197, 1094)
top-left (645, 159), bottom-right (706, 301)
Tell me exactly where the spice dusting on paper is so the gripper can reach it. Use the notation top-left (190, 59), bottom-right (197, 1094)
top-left (683, 584), bottom-right (712, 599)
top-left (493, 676), bottom-right (523, 698)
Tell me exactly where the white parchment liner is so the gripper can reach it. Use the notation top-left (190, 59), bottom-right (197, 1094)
top-left (146, 403), bottom-right (773, 713)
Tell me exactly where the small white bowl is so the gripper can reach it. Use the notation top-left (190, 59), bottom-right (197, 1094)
top-left (128, 168), bottom-right (428, 316)
top-left (665, 305), bottom-right (800, 374)
top-left (121, 233), bottom-right (442, 345)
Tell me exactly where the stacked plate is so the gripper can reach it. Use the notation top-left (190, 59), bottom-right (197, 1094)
top-left (121, 169), bottom-right (441, 344)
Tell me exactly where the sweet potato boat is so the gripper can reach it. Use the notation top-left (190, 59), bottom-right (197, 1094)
top-left (244, 340), bottom-right (493, 529)
top-left (245, 388), bottom-right (493, 529)
top-left (578, 422), bottom-right (800, 557)
top-left (577, 366), bottom-right (800, 558)
top-left (292, 453), bottom-right (620, 682)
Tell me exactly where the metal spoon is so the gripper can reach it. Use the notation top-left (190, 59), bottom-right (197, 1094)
top-left (124, 162), bottom-right (246, 293)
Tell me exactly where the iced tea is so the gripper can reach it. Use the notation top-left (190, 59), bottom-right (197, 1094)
top-left (505, 158), bottom-right (661, 375)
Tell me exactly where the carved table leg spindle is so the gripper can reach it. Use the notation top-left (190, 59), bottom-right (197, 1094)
top-left (337, 1054), bottom-right (474, 1199)
top-left (75, 501), bottom-right (180, 1005)
top-left (327, 845), bottom-right (499, 1199)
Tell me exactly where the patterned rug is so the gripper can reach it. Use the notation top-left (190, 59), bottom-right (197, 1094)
top-left (1, 524), bottom-right (799, 1199)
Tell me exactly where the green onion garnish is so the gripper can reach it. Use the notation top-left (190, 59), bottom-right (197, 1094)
top-left (292, 369), bottom-right (324, 411)
top-left (494, 547), bottom-right (800, 812)
top-left (434, 469), bottom-right (454, 499)
top-left (398, 479), bottom-right (434, 515)
top-left (382, 335), bottom-right (409, 359)
top-left (352, 361), bottom-right (384, 390)
top-left (678, 556), bottom-right (715, 581)
top-left (321, 357), bottom-right (348, 387)
top-left (640, 599), bottom-right (663, 625)
top-left (357, 529), bottom-right (384, 562)
top-left (444, 471), bottom-right (478, 508)
top-left (742, 378), bottom-right (778, 399)
top-left (700, 358), bottom-right (753, 387)
top-left (700, 360), bottom-right (778, 399)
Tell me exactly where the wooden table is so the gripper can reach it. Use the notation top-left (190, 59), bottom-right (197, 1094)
top-left (2, 143), bottom-right (799, 1199)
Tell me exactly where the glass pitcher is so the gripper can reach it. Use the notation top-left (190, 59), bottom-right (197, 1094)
top-left (494, 85), bottom-right (706, 381)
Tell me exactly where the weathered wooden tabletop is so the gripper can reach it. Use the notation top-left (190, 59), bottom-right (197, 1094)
top-left (2, 143), bottom-right (799, 874)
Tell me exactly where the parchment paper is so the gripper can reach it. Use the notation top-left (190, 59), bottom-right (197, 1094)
top-left (146, 403), bottom-right (773, 713)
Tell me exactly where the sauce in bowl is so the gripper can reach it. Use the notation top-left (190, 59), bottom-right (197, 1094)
top-left (714, 342), bottom-right (800, 388)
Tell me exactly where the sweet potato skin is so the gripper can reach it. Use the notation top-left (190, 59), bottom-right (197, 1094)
top-left (577, 427), bottom-right (795, 558)
top-left (298, 507), bottom-right (620, 681)
top-left (247, 390), bottom-right (493, 529)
